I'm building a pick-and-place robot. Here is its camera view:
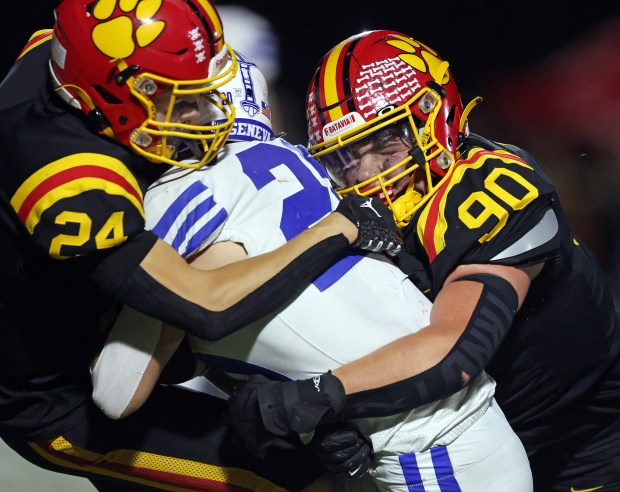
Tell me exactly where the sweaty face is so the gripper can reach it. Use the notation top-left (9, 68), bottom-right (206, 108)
top-left (149, 87), bottom-right (226, 162)
top-left (152, 89), bottom-right (218, 127)
top-left (322, 122), bottom-right (415, 198)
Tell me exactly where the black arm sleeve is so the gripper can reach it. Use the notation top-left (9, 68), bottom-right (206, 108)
top-left (341, 273), bottom-right (518, 419)
top-left (93, 232), bottom-right (349, 341)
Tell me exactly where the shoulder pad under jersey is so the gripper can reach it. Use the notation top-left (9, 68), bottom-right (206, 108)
top-left (415, 142), bottom-right (559, 285)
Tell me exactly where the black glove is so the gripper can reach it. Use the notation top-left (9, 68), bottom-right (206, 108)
top-left (335, 194), bottom-right (403, 256)
top-left (225, 374), bottom-right (276, 457)
top-left (227, 372), bottom-right (346, 455)
top-left (313, 423), bottom-right (373, 478)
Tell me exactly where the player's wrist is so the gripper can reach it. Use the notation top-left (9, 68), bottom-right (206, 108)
top-left (332, 195), bottom-right (403, 255)
top-left (318, 212), bottom-right (359, 245)
top-left (258, 372), bottom-right (346, 440)
top-left (294, 371), bottom-right (347, 423)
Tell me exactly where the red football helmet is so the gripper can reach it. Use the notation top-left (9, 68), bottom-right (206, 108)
top-left (49, 0), bottom-right (237, 168)
top-left (306, 30), bottom-right (480, 228)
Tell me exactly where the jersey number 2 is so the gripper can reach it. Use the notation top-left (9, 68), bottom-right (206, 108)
top-left (237, 143), bottom-right (363, 291)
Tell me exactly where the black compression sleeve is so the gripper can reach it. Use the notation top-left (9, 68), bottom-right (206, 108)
top-left (102, 234), bottom-right (349, 341)
top-left (341, 273), bottom-right (518, 419)
top-left (92, 230), bottom-right (159, 292)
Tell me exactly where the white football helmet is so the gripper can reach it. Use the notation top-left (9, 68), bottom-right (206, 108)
top-left (218, 51), bottom-right (274, 142)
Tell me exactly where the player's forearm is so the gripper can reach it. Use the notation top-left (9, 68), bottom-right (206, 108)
top-left (107, 214), bottom-right (353, 341)
top-left (92, 308), bottom-right (183, 419)
top-left (333, 279), bottom-right (482, 395)
top-left (336, 274), bottom-right (520, 419)
top-left (332, 321), bottom-right (460, 395)
top-left (199, 212), bottom-right (357, 309)
top-left (119, 323), bottom-right (185, 417)
top-left (142, 212), bottom-right (356, 311)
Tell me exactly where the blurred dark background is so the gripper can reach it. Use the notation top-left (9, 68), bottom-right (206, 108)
top-left (3, 0), bottom-right (620, 296)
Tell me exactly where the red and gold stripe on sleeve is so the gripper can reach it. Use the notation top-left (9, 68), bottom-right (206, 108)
top-left (16, 29), bottom-right (53, 62)
top-left (418, 148), bottom-right (534, 262)
top-left (11, 153), bottom-right (145, 234)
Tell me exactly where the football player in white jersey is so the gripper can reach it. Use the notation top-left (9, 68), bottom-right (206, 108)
top-left (91, 53), bottom-right (532, 492)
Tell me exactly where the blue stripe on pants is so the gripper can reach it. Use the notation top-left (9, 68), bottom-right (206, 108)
top-left (399, 452), bottom-right (425, 491)
top-left (431, 446), bottom-right (461, 491)
top-left (398, 446), bottom-right (462, 491)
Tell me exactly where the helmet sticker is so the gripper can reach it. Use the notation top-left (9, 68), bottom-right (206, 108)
top-left (208, 44), bottom-right (228, 78)
top-left (322, 112), bottom-right (365, 140)
top-left (387, 37), bottom-right (451, 85)
top-left (91, 0), bottom-right (166, 59)
top-left (188, 27), bottom-right (207, 64)
top-left (354, 57), bottom-right (421, 119)
top-left (237, 58), bottom-right (260, 115)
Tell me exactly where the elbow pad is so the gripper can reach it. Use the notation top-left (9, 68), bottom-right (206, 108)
top-left (342, 273), bottom-right (518, 419)
top-left (110, 234), bottom-right (349, 341)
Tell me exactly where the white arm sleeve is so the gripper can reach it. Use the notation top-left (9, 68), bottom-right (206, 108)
top-left (91, 306), bottom-right (162, 419)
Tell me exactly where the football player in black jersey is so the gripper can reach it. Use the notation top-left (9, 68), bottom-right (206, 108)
top-left (0, 2), bottom-right (401, 490)
top-left (227, 30), bottom-right (620, 490)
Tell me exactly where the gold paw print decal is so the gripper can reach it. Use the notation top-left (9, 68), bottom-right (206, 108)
top-left (91, 0), bottom-right (165, 59)
top-left (387, 35), bottom-right (450, 85)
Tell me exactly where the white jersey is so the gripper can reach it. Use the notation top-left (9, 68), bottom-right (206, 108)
top-left (144, 138), bottom-right (496, 455)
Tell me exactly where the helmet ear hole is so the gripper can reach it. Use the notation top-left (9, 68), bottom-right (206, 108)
top-left (446, 104), bottom-right (456, 125)
top-left (93, 85), bottom-right (122, 105)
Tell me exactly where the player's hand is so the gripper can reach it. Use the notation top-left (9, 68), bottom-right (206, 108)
top-left (313, 423), bottom-right (373, 478)
top-left (225, 374), bottom-right (277, 457)
top-left (335, 194), bottom-right (403, 256)
top-left (226, 372), bottom-right (346, 455)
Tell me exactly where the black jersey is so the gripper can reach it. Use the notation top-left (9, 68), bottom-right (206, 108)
top-left (0, 32), bottom-right (164, 439)
top-left (403, 134), bottom-right (620, 451)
